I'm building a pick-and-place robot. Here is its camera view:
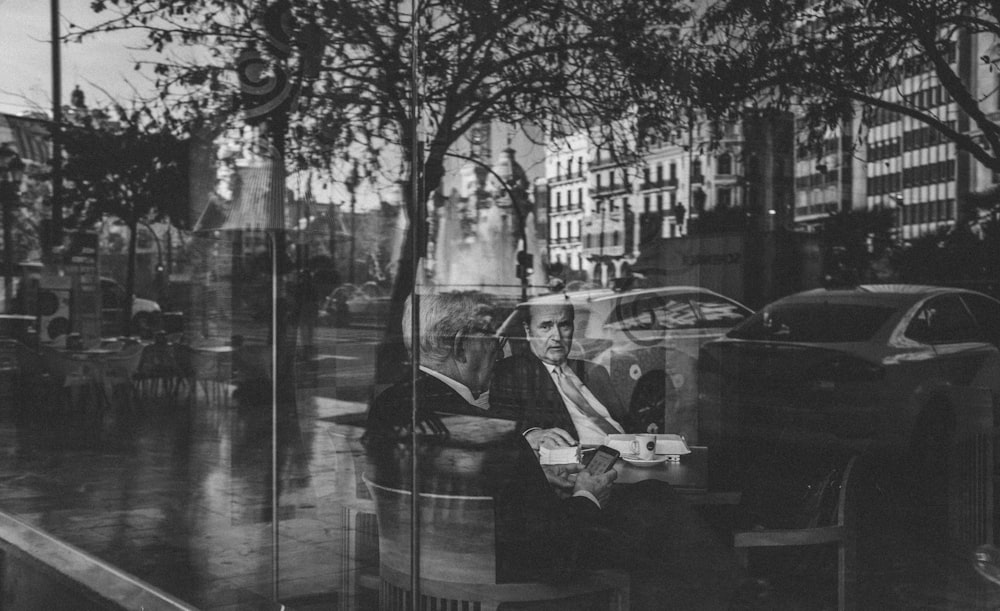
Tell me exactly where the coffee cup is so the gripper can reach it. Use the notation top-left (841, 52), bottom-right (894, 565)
top-left (629, 433), bottom-right (657, 460)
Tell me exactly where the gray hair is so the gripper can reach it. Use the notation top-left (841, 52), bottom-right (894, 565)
top-left (402, 292), bottom-right (496, 365)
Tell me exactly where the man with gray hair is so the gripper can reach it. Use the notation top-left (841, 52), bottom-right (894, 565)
top-left (364, 292), bottom-right (748, 608)
top-left (364, 291), bottom-right (618, 583)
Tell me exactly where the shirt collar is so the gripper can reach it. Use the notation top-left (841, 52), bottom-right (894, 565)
top-left (420, 365), bottom-right (491, 411)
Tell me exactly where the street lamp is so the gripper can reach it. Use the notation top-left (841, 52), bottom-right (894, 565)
top-left (0, 144), bottom-right (25, 306)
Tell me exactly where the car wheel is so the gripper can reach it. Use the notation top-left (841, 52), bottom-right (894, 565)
top-left (628, 371), bottom-right (677, 434)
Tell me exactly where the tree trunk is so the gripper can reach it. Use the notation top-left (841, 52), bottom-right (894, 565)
top-left (371, 144), bottom-right (447, 396)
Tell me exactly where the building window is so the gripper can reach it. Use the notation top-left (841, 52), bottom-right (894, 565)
top-left (556, 161), bottom-right (561, 178)
top-left (669, 163), bottom-right (677, 181)
top-left (657, 194), bottom-right (664, 213)
top-left (717, 187), bottom-right (732, 208)
top-left (717, 153), bottom-right (732, 175)
top-left (656, 165), bottom-right (663, 183)
top-left (555, 192), bottom-right (562, 211)
top-left (644, 196), bottom-right (650, 213)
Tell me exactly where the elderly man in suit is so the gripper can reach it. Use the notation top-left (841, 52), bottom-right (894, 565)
top-left (491, 299), bottom-right (644, 449)
top-left (364, 292), bottom-right (747, 609)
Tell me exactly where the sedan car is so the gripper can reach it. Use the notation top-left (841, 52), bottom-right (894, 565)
top-left (697, 284), bottom-right (1000, 459)
top-left (499, 286), bottom-right (753, 439)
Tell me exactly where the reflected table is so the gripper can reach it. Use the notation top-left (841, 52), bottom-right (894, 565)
top-left (607, 446), bottom-right (740, 505)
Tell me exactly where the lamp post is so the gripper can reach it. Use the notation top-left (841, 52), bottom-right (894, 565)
top-left (345, 160), bottom-right (360, 284)
top-left (0, 144), bottom-right (25, 306)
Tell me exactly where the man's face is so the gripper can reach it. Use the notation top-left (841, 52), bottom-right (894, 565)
top-left (525, 304), bottom-right (574, 366)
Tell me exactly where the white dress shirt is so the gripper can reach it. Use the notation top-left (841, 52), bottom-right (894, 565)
top-left (546, 363), bottom-right (625, 445)
top-left (420, 365), bottom-right (603, 508)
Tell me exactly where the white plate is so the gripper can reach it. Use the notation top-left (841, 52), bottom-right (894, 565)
top-left (620, 454), bottom-right (672, 467)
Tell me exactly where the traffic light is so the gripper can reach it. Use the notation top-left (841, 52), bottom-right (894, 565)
top-left (516, 251), bottom-right (533, 280)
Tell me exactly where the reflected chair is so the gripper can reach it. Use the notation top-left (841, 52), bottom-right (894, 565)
top-left (732, 455), bottom-right (858, 611)
top-left (37, 345), bottom-right (107, 416)
top-left (99, 343), bottom-right (145, 413)
top-left (176, 344), bottom-right (233, 406)
top-left (134, 336), bottom-right (185, 402)
top-left (364, 475), bottom-right (630, 611)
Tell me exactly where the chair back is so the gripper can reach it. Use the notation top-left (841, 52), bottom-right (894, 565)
top-left (364, 476), bottom-right (498, 584)
top-left (101, 344), bottom-right (145, 385)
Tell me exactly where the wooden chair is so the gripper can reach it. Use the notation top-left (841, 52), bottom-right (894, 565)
top-left (363, 475), bottom-right (630, 611)
top-left (733, 455), bottom-right (858, 611)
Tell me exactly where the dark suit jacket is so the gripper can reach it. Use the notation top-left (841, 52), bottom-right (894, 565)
top-left (489, 354), bottom-right (634, 440)
top-left (364, 370), bottom-right (603, 583)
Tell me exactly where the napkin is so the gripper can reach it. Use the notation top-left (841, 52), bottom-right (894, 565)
top-left (538, 445), bottom-right (581, 465)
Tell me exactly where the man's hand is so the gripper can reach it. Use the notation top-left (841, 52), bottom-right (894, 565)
top-left (541, 462), bottom-right (582, 498)
top-left (524, 427), bottom-right (576, 451)
top-left (574, 467), bottom-right (617, 507)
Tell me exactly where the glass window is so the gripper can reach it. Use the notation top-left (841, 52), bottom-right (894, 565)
top-left (962, 293), bottom-right (1000, 347)
top-left (717, 153), bottom-right (732, 175)
top-left (730, 302), bottom-right (896, 342)
top-left (691, 294), bottom-right (752, 327)
top-left (605, 294), bottom-right (699, 331)
top-left (905, 295), bottom-right (980, 343)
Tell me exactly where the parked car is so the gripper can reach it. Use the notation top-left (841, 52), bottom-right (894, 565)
top-left (697, 284), bottom-right (1000, 459)
top-left (320, 282), bottom-right (391, 328)
top-left (101, 277), bottom-right (162, 338)
top-left (498, 286), bottom-right (753, 439)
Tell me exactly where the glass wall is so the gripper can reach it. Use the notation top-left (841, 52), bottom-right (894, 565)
top-left (3, 2), bottom-right (1000, 611)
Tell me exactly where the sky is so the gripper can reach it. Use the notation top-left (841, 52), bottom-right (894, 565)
top-left (0, 0), bottom-right (381, 207)
top-left (0, 0), bottom-right (161, 116)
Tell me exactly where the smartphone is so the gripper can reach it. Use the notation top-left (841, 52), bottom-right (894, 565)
top-left (583, 445), bottom-right (620, 475)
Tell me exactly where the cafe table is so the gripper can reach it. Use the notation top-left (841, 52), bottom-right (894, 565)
top-left (594, 445), bottom-right (741, 505)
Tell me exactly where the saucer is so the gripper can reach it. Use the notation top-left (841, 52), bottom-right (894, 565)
top-left (621, 454), bottom-right (671, 467)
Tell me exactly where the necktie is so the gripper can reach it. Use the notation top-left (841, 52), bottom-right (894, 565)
top-left (554, 366), bottom-right (619, 435)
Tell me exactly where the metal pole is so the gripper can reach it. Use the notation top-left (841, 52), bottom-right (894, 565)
top-left (50, 0), bottom-right (63, 255)
top-left (2, 180), bottom-right (13, 302)
top-left (409, 0), bottom-right (422, 603)
top-left (349, 193), bottom-right (356, 284)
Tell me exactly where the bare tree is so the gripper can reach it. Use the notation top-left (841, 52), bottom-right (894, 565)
top-left (75, 0), bottom-right (698, 381)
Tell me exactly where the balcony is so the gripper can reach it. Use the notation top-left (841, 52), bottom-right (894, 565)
top-left (690, 173), bottom-right (705, 185)
top-left (640, 178), bottom-right (678, 191)
top-left (590, 183), bottom-right (630, 197)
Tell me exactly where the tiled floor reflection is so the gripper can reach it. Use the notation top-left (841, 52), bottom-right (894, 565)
top-left (0, 384), bottom-right (371, 611)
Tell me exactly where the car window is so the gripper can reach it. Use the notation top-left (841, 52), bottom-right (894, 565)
top-left (605, 295), bottom-right (698, 331)
top-left (961, 293), bottom-right (1000, 347)
top-left (690, 295), bottom-right (752, 328)
top-left (729, 302), bottom-right (896, 342)
top-left (905, 295), bottom-right (980, 344)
